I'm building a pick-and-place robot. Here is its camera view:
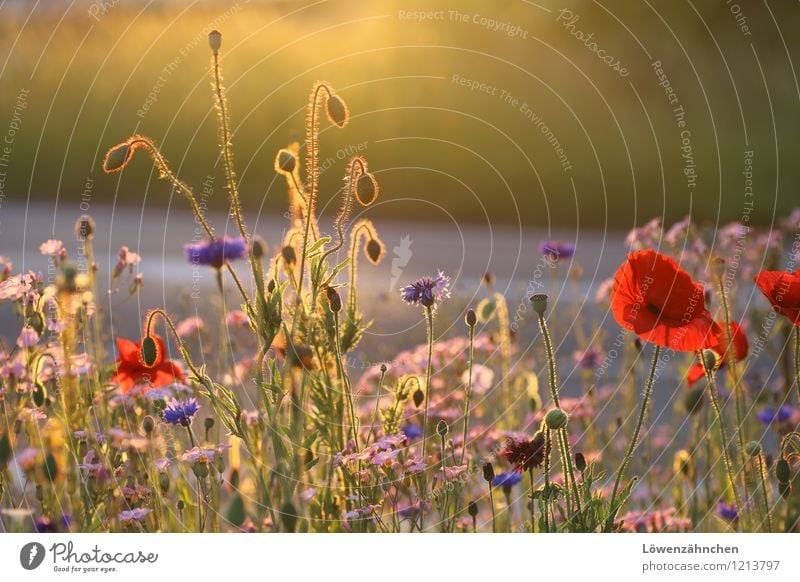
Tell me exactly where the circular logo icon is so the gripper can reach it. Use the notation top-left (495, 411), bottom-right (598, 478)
top-left (20, 542), bottom-right (46, 570)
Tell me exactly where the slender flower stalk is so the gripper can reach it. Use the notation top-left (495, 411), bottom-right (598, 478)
top-left (606, 343), bottom-right (661, 530)
top-left (460, 310), bottom-right (476, 465)
top-left (699, 349), bottom-right (744, 523)
top-left (754, 448), bottom-right (773, 533)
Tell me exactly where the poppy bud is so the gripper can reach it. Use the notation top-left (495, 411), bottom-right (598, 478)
top-left (177, 499), bottom-right (185, 512)
top-left (776, 459), bottom-right (791, 483)
top-left (159, 472), bottom-right (170, 494)
top-left (380, 363), bottom-right (387, 373)
top-left (779, 480), bottom-right (791, 499)
top-left (465, 309), bottom-right (477, 327)
top-left (365, 238), bottom-right (384, 264)
top-left (701, 349), bottom-right (718, 373)
top-left (103, 141), bottom-right (134, 173)
top-left (281, 246), bottom-right (297, 266)
top-left (192, 463), bottom-right (209, 479)
top-left (75, 215), bottom-right (95, 240)
top-left (545, 408), bottom-right (568, 430)
top-left (482, 462), bottom-right (495, 483)
top-left (574, 452), bottom-right (586, 472)
top-left (325, 287), bottom-right (342, 313)
top-left (529, 293), bottom-right (548, 315)
top-left (275, 148), bottom-right (297, 175)
top-left (32, 382), bottom-right (47, 408)
top-left (744, 441), bottom-right (761, 457)
top-left (326, 94), bottom-right (349, 128)
top-left (267, 279), bottom-right (276, 293)
top-left (436, 420), bottom-right (449, 438)
top-left (141, 336), bottom-right (159, 367)
top-left (355, 172), bottom-right (378, 205)
top-left (251, 236), bottom-right (266, 260)
top-left (142, 415), bottom-right (155, 435)
top-left (683, 386), bottom-right (705, 414)
top-left (412, 387), bottom-right (424, 408)
top-left (208, 30), bottom-right (222, 54)
top-left (467, 500), bottom-right (478, 518)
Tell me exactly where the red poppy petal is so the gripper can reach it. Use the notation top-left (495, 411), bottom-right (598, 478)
top-left (687, 364), bottom-right (706, 386)
top-left (115, 337), bottom-right (139, 363)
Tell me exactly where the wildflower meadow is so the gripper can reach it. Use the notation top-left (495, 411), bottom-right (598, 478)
top-left (1, 25), bottom-right (799, 539)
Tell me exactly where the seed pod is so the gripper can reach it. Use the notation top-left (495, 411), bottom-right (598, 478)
top-left (412, 387), bottom-right (424, 408)
top-left (208, 30), bottom-right (222, 53)
top-left (529, 294), bottom-right (548, 315)
top-left (545, 408), bottom-right (568, 430)
top-left (436, 420), bottom-right (449, 438)
top-left (744, 441), bottom-right (761, 457)
top-left (326, 94), bottom-right (349, 128)
top-left (482, 462), bottom-right (495, 483)
top-left (467, 500), bottom-right (478, 518)
top-left (192, 462), bottom-right (209, 479)
top-left (140, 336), bottom-right (159, 367)
top-left (574, 452), bottom-right (587, 472)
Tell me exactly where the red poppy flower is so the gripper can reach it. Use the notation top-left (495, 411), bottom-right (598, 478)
top-left (687, 321), bottom-right (748, 386)
top-left (755, 269), bottom-right (800, 326)
top-left (611, 250), bottom-right (712, 351)
top-left (111, 335), bottom-right (183, 394)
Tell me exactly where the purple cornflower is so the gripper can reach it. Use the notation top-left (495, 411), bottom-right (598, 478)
top-left (119, 508), bottom-right (152, 525)
top-left (716, 501), bottom-right (738, 522)
top-left (401, 424), bottom-right (423, 440)
top-left (573, 346), bottom-right (603, 370)
top-left (162, 398), bottom-right (200, 427)
top-left (756, 405), bottom-right (793, 426)
top-left (184, 236), bottom-right (247, 269)
top-left (400, 271), bottom-right (450, 308)
top-left (491, 471), bottom-right (523, 488)
top-left (539, 240), bottom-right (575, 262)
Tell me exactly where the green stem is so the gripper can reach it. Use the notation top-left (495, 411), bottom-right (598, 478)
top-left (489, 484), bottom-right (496, 533)
top-left (460, 322), bottom-right (475, 466)
top-left (607, 344), bottom-right (661, 530)
top-left (757, 453), bottom-right (773, 533)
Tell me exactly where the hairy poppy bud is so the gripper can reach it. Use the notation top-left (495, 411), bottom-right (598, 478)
top-left (744, 441), bottom-right (761, 457)
top-left (529, 293), bottom-right (548, 315)
top-left (574, 452), bottom-right (586, 472)
top-left (281, 245), bottom-right (297, 266)
top-left (142, 415), bottom-right (155, 435)
top-left (482, 462), bottom-right (495, 483)
top-left (776, 458), bottom-right (791, 483)
top-left (467, 500), bottom-right (478, 518)
top-left (141, 336), bottom-right (159, 367)
top-left (103, 141), bottom-right (134, 173)
top-left (436, 420), bottom-right (449, 438)
top-left (325, 286), bottom-right (342, 313)
top-left (326, 94), bottom-right (349, 128)
top-left (355, 172), bottom-right (378, 205)
top-left (701, 349), bottom-right (718, 372)
top-left (412, 387), bottom-right (424, 408)
top-left (365, 238), bottom-right (384, 264)
top-left (208, 30), bottom-right (222, 54)
top-left (545, 408), bottom-right (568, 430)
top-left (275, 148), bottom-right (297, 175)
top-left (465, 309), bottom-right (477, 327)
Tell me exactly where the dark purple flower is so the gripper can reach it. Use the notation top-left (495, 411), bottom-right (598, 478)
top-left (162, 398), bottom-right (200, 427)
top-left (757, 405), bottom-right (793, 426)
top-left (491, 471), bottom-right (523, 488)
top-left (401, 424), bottom-right (423, 439)
top-left (184, 236), bottom-right (247, 269)
top-left (539, 240), bottom-right (575, 262)
top-left (499, 433), bottom-right (546, 473)
top-left (400, 271), bottom-right (450, 308)
top-left (716, 501), bottom-right (738, 522)
top-left (573, 346), bottom-right (603, 370)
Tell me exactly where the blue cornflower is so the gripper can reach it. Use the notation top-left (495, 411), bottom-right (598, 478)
top-left (401, 424), bottom-right (423, 440)
top-left (400, 271), bottom-right (450, 308)
top-left (757, 405), bottom-right (793, 426)
top-left (716, 501), bottom-right (738, 522)
top-left (539, 240), bottom-right (575, 262)
top-left (184, 236), bottom-right (247, 269)
top-left (491, 471), bottom-right (523, 488)
top-left (162, 398), bottom-right (200, 427)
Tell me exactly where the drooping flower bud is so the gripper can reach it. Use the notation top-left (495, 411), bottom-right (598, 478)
top-left (103, 141), bottom-right (134, 173)
top-left (355, 172), bottom-right (378, 205)
top-left (365, 238), bottom-right (384, 264)
top-left (140, 336), bottom-right (159, 367)
top-left (412, 387), bottom-right (424, 408)
top-left (326, 94), bottom-right (349, 128)
top-left (32, 382), bottom-right (47, 408)
top-left (776, 458), bottom-right (791, 483)
top-left (325, 286), bottom-right (342, 313)
top-left (482, 461), bottom-right (495, 483)
top-left (574, 452), bottom-right (586, 472)
top-left (275, 148), bottom-right (297, 175)
top-left (467, 500), bottom-right (478, 518)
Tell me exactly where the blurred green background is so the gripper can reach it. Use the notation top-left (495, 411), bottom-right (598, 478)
top-left (0, 0), bottom-right (798, 230)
